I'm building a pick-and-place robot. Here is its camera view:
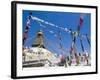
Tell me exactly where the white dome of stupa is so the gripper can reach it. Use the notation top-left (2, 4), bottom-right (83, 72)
top-left (23, 47), bottom-right (60, 67)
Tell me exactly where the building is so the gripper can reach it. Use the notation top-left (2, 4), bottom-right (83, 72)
top-left (23, 30), bottom-right (59, 67)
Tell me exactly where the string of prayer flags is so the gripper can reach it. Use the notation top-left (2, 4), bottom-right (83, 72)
top-left (23, 16), bottom-right (31, 45)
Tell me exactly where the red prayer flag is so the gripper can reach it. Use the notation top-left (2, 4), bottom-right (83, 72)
top-left (79, 18), bottom-right (83, 27)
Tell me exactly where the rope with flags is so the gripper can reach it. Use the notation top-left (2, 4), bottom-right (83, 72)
top-left (57, 31), bottom-right (63, 49)
top-left (86, 34), bottom-right (91, 46)
top-left (80, 38), bottom-right (85, 52)
top-left (76, 14), bottom-right (85, 52)
top-left (23, 16), bottom-right (31, 45)
top-left (37, 21), bottom-right (64, 51)
top-left (24, 34), bottom-right (36, 47)
top-left (31, 15), bottom-right (72, 34)
top-left (30, 14), bottom-right (90, 45)
top-left (68, 14), bottom-right (85, 65)
top-left (43, 34), bottom-right (67, 55)
top-left (77, 14), bottom-right (85, 34)
top-left (23, 12), bottom-right (90, 54)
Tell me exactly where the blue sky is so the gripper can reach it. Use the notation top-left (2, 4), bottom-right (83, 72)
top-left (23, 10), bottom-right (91, 56)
